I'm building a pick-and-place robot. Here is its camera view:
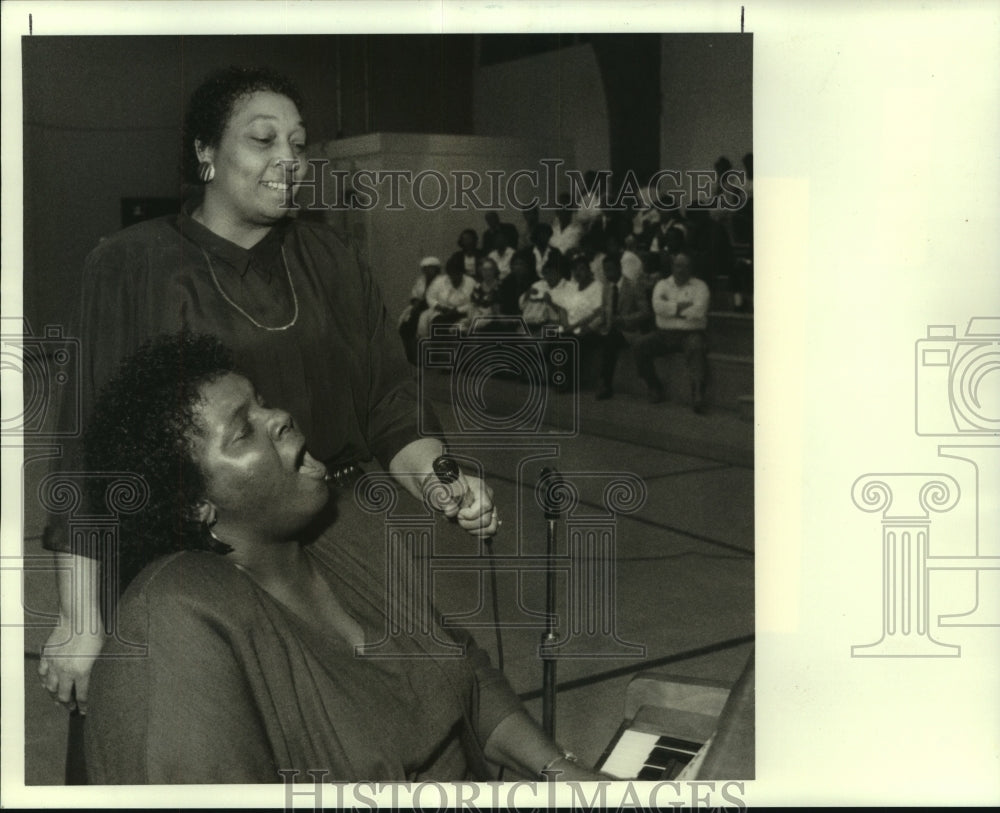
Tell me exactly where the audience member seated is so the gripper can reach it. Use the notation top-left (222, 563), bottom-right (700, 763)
top-left (546, 249), bottom-right (604, 335)
top-left (573, 170), bottom-right (604, 231)
top-left (548, 196), bottom-right (584, 255)
top-left (487, 227), bottom-right (516, 280)
top-left (531, 223), bottom-right (561, 281)
top-left (590, 253), bottom-right (654, 400)
top-left (496, 250), bottom-right (538, 318)
top-left (632, 250), bottom-right (710, 413)
top-left (587, 206), bottom-right (628, 258)
top-left (631, 179), bottom-right (664, 248)
top-left (648, 212), bottom-right (688, 253)
top-left (621, 234), bottom-right (644, 284)
top-left (519, 260), bottom-right (567, 334)
top-left (686, 208), bottom-right (734, 301)
top-left (709, 156), bottom-right (733, 207)
top-left (398, 256), bottom-right (441, 365)
top-left (420, 254), bottom-right (476, 338)
top-left (448, 228), bottom-right (483, 276)
top-left (544, 250), bottom-right (604, 392)
top-left (468, 257), bottom-right (502, 327)
top-left (481, 211), bottom-right (519, 257)
top-left (81, 332), bottom-right (608, 784)
top-left (519, 205), bottom-right (541, 250)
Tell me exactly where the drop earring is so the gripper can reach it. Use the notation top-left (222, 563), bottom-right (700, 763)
top-left (198, 160), bottom-right (215, 183)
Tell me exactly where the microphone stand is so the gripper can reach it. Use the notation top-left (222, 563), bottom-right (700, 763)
top-left (539, 466), bottom-right (563, 739)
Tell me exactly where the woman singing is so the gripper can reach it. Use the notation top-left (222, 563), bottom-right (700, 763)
top-left (81, 332), bottom-right (603, 783)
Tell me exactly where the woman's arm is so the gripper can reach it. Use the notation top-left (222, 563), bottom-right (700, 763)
top-left (389, 438), bottom-right (499, 538)
top-left (483, 709), bottom-right (610, 781)
top-left (38, 551), bottom-right (105, 714)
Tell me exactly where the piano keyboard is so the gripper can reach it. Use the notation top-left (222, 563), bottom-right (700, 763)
top-left (598, 728), bottom-right (705, 780)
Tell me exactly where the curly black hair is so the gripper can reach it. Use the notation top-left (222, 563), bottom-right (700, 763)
top-left (181, 65), bottom-right (306, 185)
top-left (83, 332), bottom-right (236, 589)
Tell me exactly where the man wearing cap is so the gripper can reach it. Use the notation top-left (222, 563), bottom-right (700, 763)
top-left (398, 256), bottom-right (441, 365)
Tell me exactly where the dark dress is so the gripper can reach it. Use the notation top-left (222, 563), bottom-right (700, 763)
top-left (46, 206), bottom-right (465, 782)
top-left (46, 206), bottom-right (441, 556)
top-left (83, 519), bottom-right (521, 783)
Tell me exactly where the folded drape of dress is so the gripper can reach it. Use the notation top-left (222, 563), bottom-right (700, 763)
top-left (84, 488), bottom-right (520, 784)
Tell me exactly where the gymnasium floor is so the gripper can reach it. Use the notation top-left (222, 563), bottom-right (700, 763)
top-left (20, 372), bottom-right (754, 784)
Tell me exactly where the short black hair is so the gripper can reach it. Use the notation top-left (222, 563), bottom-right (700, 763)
top-left (182, 66), bottom-right (305, 185)
top-left (84, 332), bottom-right (236, 588)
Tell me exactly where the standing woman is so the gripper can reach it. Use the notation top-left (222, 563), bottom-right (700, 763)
top-left (38, 66), bottom-right (498, 719)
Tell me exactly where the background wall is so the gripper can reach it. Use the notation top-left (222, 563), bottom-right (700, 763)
top-left (660, 34), bottom-right (753, 177)
top-left (313, 132), bottom-right (571, 318)
top-left (473, 42), bottom-right (609, 175)
top-left (22, 34), bottom-right (474, 332)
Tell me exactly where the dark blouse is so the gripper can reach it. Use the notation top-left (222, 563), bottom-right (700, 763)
top-left (46, 209), bottom-right (440, 554)
top-left (84, 510), bottom-right (521, 783)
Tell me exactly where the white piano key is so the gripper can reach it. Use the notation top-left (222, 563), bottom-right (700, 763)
top-left (600, 729), bottom-right (661, 779)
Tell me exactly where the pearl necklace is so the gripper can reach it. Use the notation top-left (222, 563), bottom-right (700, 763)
top-left (200, 245), bottom-right (299, 331)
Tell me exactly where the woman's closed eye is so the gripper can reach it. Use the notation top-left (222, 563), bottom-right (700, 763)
top-left (232, 421), bottom-right (253, 443)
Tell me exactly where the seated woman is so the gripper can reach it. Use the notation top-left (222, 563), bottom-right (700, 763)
top-left (495, 249), bottom-right (538, 319)
top-left (519, 260), bottom-right (567, 334)
top-left (467, 257), bottom-right (502, 328)
top-left (418, 254), bottom-right (476, 339)
top-left (398, 255), bottom-right (441, 364)
top-left (82, 332), bottom-right (604, 784)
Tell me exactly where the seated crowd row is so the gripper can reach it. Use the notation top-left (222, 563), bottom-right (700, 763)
top-left (398, 219), bottom-right (715, 412)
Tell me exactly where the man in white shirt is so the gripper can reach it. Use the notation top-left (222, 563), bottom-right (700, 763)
top-left (547, 250), bottom-right (604, 334)
top-left (543, 250), bottom-right (604, 393)
top-left (487, 228), bottom-right (516, 279)
top-left (620, 234), bottom-right (644, 283)
top-left (419, 254), bottom-right (477, 338)
top-left (632, 251), bottom-right (710, 412)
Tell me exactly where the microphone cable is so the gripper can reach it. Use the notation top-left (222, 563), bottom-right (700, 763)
top-left (432, 456), bottom-right (504, 672)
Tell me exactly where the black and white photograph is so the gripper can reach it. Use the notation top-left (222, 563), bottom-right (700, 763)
top-left (1, 1), bottom-right (997, 809)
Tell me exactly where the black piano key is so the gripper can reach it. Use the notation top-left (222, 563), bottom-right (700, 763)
top-left (654, 734), bottom-right (702, 754)
top-left (637, 765), bottom-right (663, 780)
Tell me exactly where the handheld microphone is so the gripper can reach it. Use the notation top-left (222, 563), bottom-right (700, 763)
top-left (432, 455), bottom-right (474, 511)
